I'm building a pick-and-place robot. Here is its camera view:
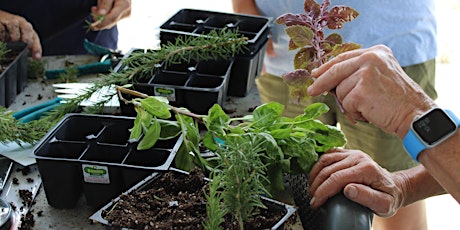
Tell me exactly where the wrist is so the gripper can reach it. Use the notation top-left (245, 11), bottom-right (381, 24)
top-left (395, 102), bottom-right (436, 139)
top-left (403, 107), bottom-right (460, 162)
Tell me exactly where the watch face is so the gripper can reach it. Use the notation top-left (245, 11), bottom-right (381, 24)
top-left (412, 108), bottom-right (457, 145)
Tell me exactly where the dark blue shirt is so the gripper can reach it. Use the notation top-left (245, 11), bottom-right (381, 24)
top-left (0, 0), bottom-right (118, 56)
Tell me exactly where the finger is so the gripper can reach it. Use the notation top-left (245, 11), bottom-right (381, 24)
top-left (4, 20), bottom-right (21, 41)
top-left (92, 0), bottom-right (130, 30)
top-left (312, 48), bottom-right (365, 77)
top-left (29, 33), bottom-right (42, 59)
top-left (18, 21), bottom-right (34, 43)
top-left (0, 23), bottom-right (7, 41)
top-left (95, 0), bottom-right (114, 16)
top-left (308, 149), bottom-right (346, 187)
top-left (308, 54), bottom-right (361, 97)
top-left (308, 153), bottom-right (366, 206)
top-left (344, 183), bottom-right (397, 217)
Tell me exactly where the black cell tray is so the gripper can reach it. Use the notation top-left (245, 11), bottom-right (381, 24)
top-left (32, 113), bottom-right (183, 208)
top-left (159, 9), bottom-right (271, 97)
top-left (89, 168), bottom-right (297, 230)
top-left (0, 42), bottom-right (28, 107)
top-left (116, 48), bottom-right (234, 115)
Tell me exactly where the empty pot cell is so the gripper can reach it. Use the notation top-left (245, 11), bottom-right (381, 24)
top-left (80, 144), bottom-right (129, 163)
top-left (196, 59), bottom-right (232, 76)
top-left (124, 148), bottom-right (171, 167)
top-left (37, 160), bottom-right (83, 209)
top-left (183, 90), bottom-right (224, 114)
top-left (234, 17), bottom-right (268, 33)
top-left (204, 15), bottom-right (239, 29)
top-left (164, 9), bottom-right (211, 27)
top-left (151, 72), bottom-right (190, 86)
top-left (151, 137), bottom-right (180, 149)
top-left (34, 141), bottom-right (86, 159)
top-left (166, 21), bottom-right (196, 33)
top-left (194, 27), bottom-right (223, 36)
top-left (186, 75), bottom-right (224, 89)
top-left (54, 116), bottom-right (105, 141)
top-left (96, 121), bottom-right (132, 146)
top-left (163, 60), bottom-right (197, 73)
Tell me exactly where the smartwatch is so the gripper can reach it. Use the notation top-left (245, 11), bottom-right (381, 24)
top-left (403, 108), bottom-right (460, 162)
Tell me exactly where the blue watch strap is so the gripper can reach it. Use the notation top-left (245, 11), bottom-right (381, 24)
top-left (403, 109), bottom-right (460, 162)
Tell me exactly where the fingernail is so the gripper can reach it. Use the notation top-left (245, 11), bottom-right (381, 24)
top-left (34, 52), bottom-right (42, 59)
top-left (309, 196), bottom-right (316, 207)
top-left (98, 9), bottom-right (107, 15)
top-left (346, 185), bottom-right (358, 199)
top-left (307, 86), bottom-right (313, 95)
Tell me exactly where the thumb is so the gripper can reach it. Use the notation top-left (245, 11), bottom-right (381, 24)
top-left (344, 184), bottom-right (398, 217)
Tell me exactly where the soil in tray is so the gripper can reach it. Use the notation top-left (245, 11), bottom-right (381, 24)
top-left (102, 168), bottom-right (287, 229)
top-left (0, 50), bottom-right (21, 73)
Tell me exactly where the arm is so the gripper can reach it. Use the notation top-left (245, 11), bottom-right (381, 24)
top-left (308, 149), bottom-right (445, 217)
top-left (90, 0), bottom-right (131, 31)
top-left (231, 0), bottom-right (261, 15)
top-left (308, 44), bottom-right (460, 203)
top-left (0, 10), bottom-right (41, 59)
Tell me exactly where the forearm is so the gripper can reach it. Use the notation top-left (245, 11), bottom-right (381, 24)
top-left (418, 129), bottom-right (460, 203)
top-left (231, 0), bottom-right (260, 15)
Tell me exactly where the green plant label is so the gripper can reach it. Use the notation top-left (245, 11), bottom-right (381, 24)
top-left (154, 87), bottom-right (176, 102)
top-left (82, 164), bottom-right (110, 184)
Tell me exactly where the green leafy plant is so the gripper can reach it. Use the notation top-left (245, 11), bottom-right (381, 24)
top-left (275, 0), bottom-right (361, 103)
top-left (0, 41), bottom-right (9, 61)
top-left (117, 85), bottom-right (346, 229)
top-left (84, 13), bottom-right (106, 32)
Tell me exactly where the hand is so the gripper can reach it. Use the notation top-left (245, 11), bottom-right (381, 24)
top-left (308, 149), bottom-right (406, 217)
top-left (308, 45), bottom-right (435, 138)
top-left (0, 10), bottom-right (42, 59)
top-left (90, 0), bottom-right (131, 31)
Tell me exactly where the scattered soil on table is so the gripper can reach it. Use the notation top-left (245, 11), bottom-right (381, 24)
top-left (102, 168), bottom-right (287, 229)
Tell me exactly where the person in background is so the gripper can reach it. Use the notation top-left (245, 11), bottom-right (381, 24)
top-left (307, 44), bottom-right (459, 218)
top-left (231, 0), bottom-right (437, 229)
top-left (0, 0), bottom-right (131, 59)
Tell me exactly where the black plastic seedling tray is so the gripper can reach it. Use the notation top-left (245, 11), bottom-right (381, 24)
top-left (0, 42), bottom-right (28, 107)
top-left (159, 9), bottom-right (271, 97)
top-left (32, 113), bottom-right (183, 208)
top-left (90, 168), bottom-right (297, 230)
top-left (116, 48), bottom-right (234, 116)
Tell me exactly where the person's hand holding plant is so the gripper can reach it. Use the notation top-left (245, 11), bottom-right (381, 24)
top-left (90, 0), bottom-right (131, 31)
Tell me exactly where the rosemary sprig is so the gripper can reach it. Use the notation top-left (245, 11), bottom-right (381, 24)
top-left (0, 29), bottom-right (248, 145)
top-left (0, 41), bottom-right (9, 60)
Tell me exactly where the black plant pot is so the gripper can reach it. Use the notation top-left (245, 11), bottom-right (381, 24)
top-left (159, 9), bottom-right (271, 97)
top-left (115, 48), bottom-right (234, 116)
top-left (32, 113), bottom-right (183, 208)
top-left (286, 173), bottom-right (373, 230)
top-left (0, 42), bottom-right (28, 107)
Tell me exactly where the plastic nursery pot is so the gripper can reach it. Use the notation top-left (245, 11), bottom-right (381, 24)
top-left (0, 42), bottom-right (28, 107)
top-left (32, 113), bottom-right (183, 208)
top-left (286, 173), bottom-right (373, 230)
top-left (159, 9), bottom-right (271, 97)
top-left (90, 168), bottom-right (297, 230)
top-left (116, 48), bottom-right (234, 116)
